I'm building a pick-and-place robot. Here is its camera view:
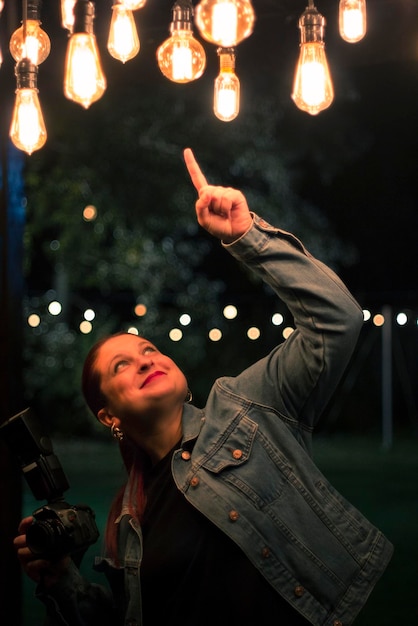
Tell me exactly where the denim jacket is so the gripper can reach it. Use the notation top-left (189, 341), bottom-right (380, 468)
top-left (37, 215), bottom-right (393, 626)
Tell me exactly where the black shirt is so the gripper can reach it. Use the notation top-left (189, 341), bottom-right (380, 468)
top-left (140, 445), bottom-right (311, 626)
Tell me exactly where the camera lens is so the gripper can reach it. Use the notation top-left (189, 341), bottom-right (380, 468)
top-left (27, 517), bottom-right (71, 558)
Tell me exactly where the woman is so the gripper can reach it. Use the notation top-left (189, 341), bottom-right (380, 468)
top-left (14, 148), bottom-right (393, 626)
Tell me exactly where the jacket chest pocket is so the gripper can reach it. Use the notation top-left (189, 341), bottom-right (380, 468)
top-left (199, 415), bottom-right (292, 508)
top-left (201, 414), bottom-right (257, 472)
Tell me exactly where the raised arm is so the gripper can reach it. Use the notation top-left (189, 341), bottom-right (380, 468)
top-left (183, 149), bottom-right (363, 432)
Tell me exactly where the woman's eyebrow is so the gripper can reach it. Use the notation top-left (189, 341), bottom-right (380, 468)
top-left (107, 340), bottom-right (152, 366)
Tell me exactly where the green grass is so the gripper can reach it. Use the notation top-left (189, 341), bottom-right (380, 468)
top-left (313, 435), bottom-right (418, 626)
top-left (22, 435), bottom-right (418, 625)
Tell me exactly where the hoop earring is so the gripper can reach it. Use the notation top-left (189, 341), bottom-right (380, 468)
top-left (111, 423), bottom-right (124, 441)
top-left (185, 388), bottom-right (193, 403)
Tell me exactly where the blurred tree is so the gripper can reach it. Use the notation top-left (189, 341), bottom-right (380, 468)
top-left (21, 76), bottom-right (362, 435)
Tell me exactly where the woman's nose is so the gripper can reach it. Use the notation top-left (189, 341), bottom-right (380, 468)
top-left (137, 355), bottom-right (153, 370)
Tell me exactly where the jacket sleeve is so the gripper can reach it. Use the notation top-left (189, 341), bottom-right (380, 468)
top-left (223, 213), bottom-right (364, 430)
top-left (35, 559), bottom-right (117, 626)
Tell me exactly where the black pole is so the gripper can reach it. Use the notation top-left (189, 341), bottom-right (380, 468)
top-left (0, 1), bottom-right (26, 623)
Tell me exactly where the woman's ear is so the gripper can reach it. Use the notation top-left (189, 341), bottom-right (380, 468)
top-left (97, 407), bottom-right (114, 428)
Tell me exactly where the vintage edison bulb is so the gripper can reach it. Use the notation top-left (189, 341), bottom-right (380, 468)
top-left (291, 4), bottom-right (334, 115)
top-left (107, 3), bottom-right (140, 63)
top-left (120, 0), bottom-right (146, 9)
top-left (157, 30), bottom-right (205, 83)
top-left (61, 0), bottom-right (76, 31)
top-left (214, 48), bottom-right (239, 121)
top-left (339, 0), bottom-right (367, 43)
top-left (157, 0), bottom-right (206, 83)
top-left (10, 59), bottom-right (47, 155)
top-left (9, 19), bottom-right (51, 65)
top-left (64, 32), bottom-right (106, 108)
top-left (64, 0), bottom-right (106, 108)
top-left (292, 41), bottom-right (334, 115)
top-left (195, 0), bottom-right (254, 46)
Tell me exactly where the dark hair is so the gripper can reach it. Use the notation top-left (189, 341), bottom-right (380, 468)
top-left (81, 331), bottom-right (148, 562)
top-left (81, 331), bottom-right (133, 419)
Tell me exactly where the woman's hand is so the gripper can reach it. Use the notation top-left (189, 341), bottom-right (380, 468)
top-left (13, 516), bottom-right (70, 587)
top-left (183, 147), bottom-right (253, 243)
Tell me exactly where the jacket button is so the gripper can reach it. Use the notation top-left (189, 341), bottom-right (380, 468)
top-left (232, 449), bottom-right (243, 459)
top-left (261, 547), bottom-right (270, 558)
top-left (229, 510), bottom-right (239, 521)
top-left (190, 476), bottom-right (199, 487)
top-left (181, 450), bottom-right (191, 460)
top-left (294, 585), bottom-right (305, 597)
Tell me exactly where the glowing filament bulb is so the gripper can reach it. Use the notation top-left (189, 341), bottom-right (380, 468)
top-left (10, 59), bottom-right (47, 155)
top-left (107, 3), bottom-right (140, 63)
top-left (61, 0), bottom-right (76, 31)
top-left (0, 0), bottom-right (3, 67)
top-left (64, 34), bottom-right (106, 107)
top-left (214, 47), bottom-right (239, 122)
top-left (157, 0), bottom-right (206, 83)
top-left (212, 3), bottom-right (237, 45)
top-left (339, 0), bottom-right (367, 43)
top-left (120, 0), bottom-right (146, 9)
top-left (171, 41), bottom-right (193, 80)
top-left (195, 0), bottom-right (254, 46)
top-left (292, 42), bottom-right (333, 114)
top-left (291, 3), bottom-right (333, 115)
top-left (10, 0), bottom-right (51, 66)
top-left (63, 0), bottom-right (106, 108)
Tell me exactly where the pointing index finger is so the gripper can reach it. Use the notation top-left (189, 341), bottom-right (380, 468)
top-left (183, 148), bottom-right (208, 192)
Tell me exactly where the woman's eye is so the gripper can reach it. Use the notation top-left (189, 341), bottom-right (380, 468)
top-left (114, 360), bottom-right (129, 372)
top-left (143, 346), bottom-right (156, 355)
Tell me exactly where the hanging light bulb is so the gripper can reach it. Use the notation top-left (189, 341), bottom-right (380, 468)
top-left (9, 0), bottom-right (51, 65)
top-left (0, 1), bottom-right (4, 67)
top-left (120, 0), bottom-right (146, 9)
top-left (195, 0), bottom-right (255, 47)
top-left (107, 2), bottom-right (140, 63)
top-left (63, 0), bottom-right (106, 109)
top-left (291, 1), bottom-right (334, 116)
top-left (157, 0), bottom-right (206, 84)
top-left (214, 47), bottom-right (239, 122)
top-left (10, 58), bottom-right (47, 155)
top-left (339, 0), bottom-right (366, 43)
top-left (61, 0), bottom-right (76, 32)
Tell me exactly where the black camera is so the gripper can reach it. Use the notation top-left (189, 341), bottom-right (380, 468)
top-left (0, 408), bottom-right (99, 561)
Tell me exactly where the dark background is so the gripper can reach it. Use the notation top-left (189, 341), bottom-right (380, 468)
top-left (2, 0), bottom-right (417, 304)
top-left (0, 1), bottom-right (417, 624)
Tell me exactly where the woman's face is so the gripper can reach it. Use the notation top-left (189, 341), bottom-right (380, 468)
top-left (94, 334), bottom-right (188, 430)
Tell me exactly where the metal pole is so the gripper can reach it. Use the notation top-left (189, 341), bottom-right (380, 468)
top-left (0, 2), bottom-right (26, 622)
top-left (381, 304), bottom-right (393, 450)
